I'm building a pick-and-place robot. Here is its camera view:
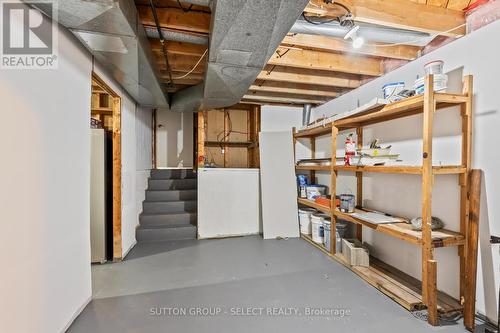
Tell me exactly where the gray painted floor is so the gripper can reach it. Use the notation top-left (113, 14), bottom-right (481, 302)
top-left (69, 236), bottom-right (478, 333)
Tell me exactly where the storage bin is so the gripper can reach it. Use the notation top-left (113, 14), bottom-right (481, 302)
top-left (342, 238), bottom-right (369, 267)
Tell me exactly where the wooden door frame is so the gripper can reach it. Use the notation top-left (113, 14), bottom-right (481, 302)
top-left (92, 72), bottom-right (122, 261)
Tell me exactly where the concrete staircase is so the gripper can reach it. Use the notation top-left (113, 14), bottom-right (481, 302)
top-left (137, 169), bottom-right (197, 242)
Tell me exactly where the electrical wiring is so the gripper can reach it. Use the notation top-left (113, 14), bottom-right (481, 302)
top-left (172, 49), bottom-right (208, 79)
top-left (176, 0), bottom-right (193, 12)
top-left (301, 12), bottom-right (338, 25)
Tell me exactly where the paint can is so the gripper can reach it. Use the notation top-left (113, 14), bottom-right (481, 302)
top-left (324, 219), bottom-right (348, 252)
top-left (339, 194), bottom-right (355, 213)
top-left (311, 213), bottom-right (327, 243)
top-left (306, 185), bottom-right (326, 201)
top-left (298, 208), bottom-right (316, 235)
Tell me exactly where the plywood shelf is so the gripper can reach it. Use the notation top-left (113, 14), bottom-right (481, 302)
top-left (300, 234), bottom-right (461, 314)
top-left (335, 208), bottom-right (465, 248)
top-left (298, 165), bottom-right (466, 174)
top-left (294, 123), bottom-right (333, 138)
top-left (297, 198), bottom-right (331, 214)
top-left (335, 93), bottom-right (468, 130)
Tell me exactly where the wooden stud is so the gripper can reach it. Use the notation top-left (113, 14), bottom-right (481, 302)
top-left (356, 127), bottom-right (363, 242)
top-left (463, 169), bottom-right (482, 331)
top-left (459, 75), bottom-right (473, 302)
top-left (268, 47), bottom-right (383, 77)
top-left (421, 75), bottom-right (435, 304)
top-left (310, 137), bottom-right (316, 183)
top-left (427, 260), bottom-right (439, 326)
top-left (330, 125), bottom-right (339, 255)
top-left (197, 110), bottom-right (206, 168)
top-left (257, 67), bottom-right (361, 89)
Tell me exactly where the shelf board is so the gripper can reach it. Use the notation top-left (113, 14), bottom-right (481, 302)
top-left (297, 198), bottom-right (331, 214)
top-left (335, 208), bottom-right (465, 248)
top-left (296, 165), bottom-right (331, 171)
top-left (300, 234), bottom-right (462, 314)
top-left (333, 165), bottom-right (466, 175)
top-left (335, 93), bottom-right (468, 129)
top-left (204, 141), bottom-right (256, 148)
top-left (294, 123), bottom-right (333, 138)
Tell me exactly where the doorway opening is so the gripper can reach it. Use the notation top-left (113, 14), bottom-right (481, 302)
top-left (90, 73), bottom-right (122, 262)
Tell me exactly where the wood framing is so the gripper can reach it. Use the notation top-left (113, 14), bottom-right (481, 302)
top-left (292, 75), bottom-right (475, 329)
top-left (92, 72), bottom-right (122, 261)
top-left (282, 34), bottom-right (421, 60)
top-left (306, 0), bottom-right (466, 36)
top-left (268, 48), bottom-right (384, 76)
top-left (137, 6), bottom-right (210, 34)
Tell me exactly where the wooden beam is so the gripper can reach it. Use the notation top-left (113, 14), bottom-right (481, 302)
top-left (249, 82), bottom-right (339, 98)
top-left (149, 39), bottom-right (207, 56)
top-left (282, 33), bottom-right (421, 60)
top-left (137, 6), bottom-right (210, 34)
top-left (306, 0), bottom-right (465, 36)
top-left (268, 47), bottom-right (383, 76)
top-left (242, 94), bottom-right (325, 105)
top-left (153, 52), bottom-right (206, 73)
top-left (245, 90), bottom-right (328, 103)
top-left (257, 67), bottom-right (361, 89)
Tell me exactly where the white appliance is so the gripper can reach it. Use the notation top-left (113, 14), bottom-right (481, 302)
top-left (90, 129), bottom-right (107, 263)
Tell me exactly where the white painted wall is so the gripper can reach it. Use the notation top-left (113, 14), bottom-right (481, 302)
top-left (156, 110), bottom-right (193, 168)
top-left (0, 4), bottom-right (154, 331)
top-left (309, 21), bottom-right (499, 322)
top-left (0, 25), bottom-right (93, 333)
top-left (198, 168), bottom-right (261, 238)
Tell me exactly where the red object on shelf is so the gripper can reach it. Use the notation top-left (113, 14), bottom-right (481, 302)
top-left (345, 134), bottom-right (356, 166)
top-left (315, 197), bottom-right (331, 208)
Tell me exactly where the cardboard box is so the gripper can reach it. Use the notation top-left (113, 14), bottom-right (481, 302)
top-left (342, 238), bottom-right (369, 267)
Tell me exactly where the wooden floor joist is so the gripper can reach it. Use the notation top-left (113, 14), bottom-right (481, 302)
top-left (268, 47), bottom-right (384, 76)
top-left (249, 83), bottom-right (340, 98)
top-left (282, 34), bottom-right (421, 60)
top-left (137, 6), bottom-right (210, 34)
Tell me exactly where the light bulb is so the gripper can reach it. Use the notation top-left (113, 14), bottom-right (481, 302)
top-left (352, 36), bottom-right (364, 49)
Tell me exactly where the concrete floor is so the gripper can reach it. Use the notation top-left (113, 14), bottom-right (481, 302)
top-left (69, 236), bottom-right (476, 333)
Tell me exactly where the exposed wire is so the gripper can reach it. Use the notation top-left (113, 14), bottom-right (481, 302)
top-left (172, 49), bottom-right (208, 79)
top-left (302, 12), bottom-right (338, 25)
top-left (176, 0), bottom-right (193, 12)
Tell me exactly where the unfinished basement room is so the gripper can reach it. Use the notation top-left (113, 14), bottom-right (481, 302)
top-left (2, 0), bottom-right (500, 332)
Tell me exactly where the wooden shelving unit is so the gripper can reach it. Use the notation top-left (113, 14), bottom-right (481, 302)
top-left (293, 75), bottom-right (475, 328)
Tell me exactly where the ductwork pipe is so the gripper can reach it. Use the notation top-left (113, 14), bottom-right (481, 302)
top-left (144, 27), bottom-right (208, 45)
top-left (291, 19), bottom-right (433, 46)
top-left (302, 104), bottom-right (312, 126)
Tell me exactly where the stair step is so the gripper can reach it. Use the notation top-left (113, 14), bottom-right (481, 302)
top-left (136, 224), bottom-right (197, 242)
top-left (145, 189), bottom-right (197, 201)
top-left (143, 200), bottom-right (197, 214)
top-left (150, 169), bottom-right (196, 179)
top-left (140, 212), bottom-right (197, 227)
top-left (148, 178), bottom-right (197, 190)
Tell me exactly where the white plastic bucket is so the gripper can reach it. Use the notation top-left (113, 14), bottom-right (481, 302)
top-left (424, 60), bottom-right (444, 75)
top-left (382, 82), bottom-right (405, 102)
top-left (311, 213), bottom-right (326, 243)
top-left (336, 221), bottom-right (348, 253)
top-left (414, 74), bottom-right (448, 95)
top-left (323, 219), bottom-right (331, 250)
top-left (306, 185), bottom-right (326, 201)
top-left (298, 208), bottom-right (315, 235)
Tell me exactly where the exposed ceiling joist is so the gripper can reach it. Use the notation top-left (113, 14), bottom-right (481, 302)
top-left (257, 67), bottom-right (361, 89)
top-left (282, 34), bottom-right (421, 60)
top-left (137, 6), bottom-right (210, 34)
top-left (149, 39), bottom-right (207, 56)
top-left (268, 47), bottom-right (383, 76)
top-left (249, 83), bottom-right (339, 98)
top-left (306, 0), bottom-right (466, 36)
top-left (242, 94), bottom-right (325, 105)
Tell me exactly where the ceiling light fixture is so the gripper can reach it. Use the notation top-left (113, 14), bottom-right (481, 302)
top-left (344, 25), bottom-right (364, 49)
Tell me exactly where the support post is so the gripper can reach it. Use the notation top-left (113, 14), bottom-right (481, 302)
top-left (427, 260), bottom-right (438, 326)
top-left (464, 169), bottom-right (482, 331)
top-left (356, 127), bottom-right (363, 241)
top-left (421, 74), bottom-right (435, 304)
top-left (330, 125), bottom-right (339, 255)
top-left (459, 75), bottom-right (473, 303)
top-left (197, 110), bottom-right (206, 168)
top-left (311, 137), bottom-right (316, 183)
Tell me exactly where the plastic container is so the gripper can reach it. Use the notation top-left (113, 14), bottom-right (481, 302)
top-left (424, 60), bottom-right (444, 75)
top-left (298, 208), bottom-right (316, 235)
top-left (414, 74), bottom-right (448, 95)
top-left (311, 213), bottom-right (326, 243)
top-left (306, 185), bottom-right (327, 201)
top-left (297, 175), bottom-right (308, 198)
top-left (382, 82), bottom-right (405, 102)
top-left (339, 194), bottom-right (355, 213)
top-left (323, 220), bottom-right (348, 252)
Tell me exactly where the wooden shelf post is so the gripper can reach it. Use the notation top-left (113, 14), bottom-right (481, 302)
top-left (355, 126), bottom-right (363, 242)
top-left (427, 260), bottom-right (438, 326)
top-left (330, 125), bottom-right (339, 255)
top-left (421, 75), bottom-right (435, 307)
